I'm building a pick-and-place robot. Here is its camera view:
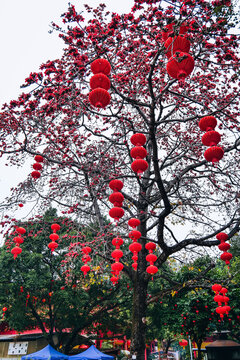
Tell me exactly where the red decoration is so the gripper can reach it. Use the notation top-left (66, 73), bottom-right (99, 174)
top-left (91, 58), bottom-right (111, 75)
top-left (34, 155), bottom-right (44, 162)
top-left (212, 284), bottom-right (222, 293)
top-left (110, 276), bottom-right (118, 285)
top-left (198, 116), bottom-right (217, 132)
top-left (111, 262), bottom-right (124, 275)
top-left (220, 287), bottom-right (228, 295)
top-left (31, 170), bottom-right (41, 179)
top-left (129, 230), bottom-right (141, 241)
top-left (48, 241), bottom-right (58, 252)
top-left (16, 227), bottom-right (26, 235)
top-left (51, 224), bottom-right (61, 232)
top-left (131, 146), bottom-right (147, 159)
top-left (81, 264), bottom-right (90, 276)
top-left (89, 88), bottom-right (111, 108)
top-left (18, 203), bottom-right (23, 207)
top-left (145, 242), bottom-right (158, 275)
top-left (162, 23), bottom-right (188, 42)
top-left (146, 254), bottom-right (157, 263)
top-left (220, 252), bottom-right (232, 265)
top-left (109, 179), bottom-right (123, 192)
top-left (82, 246), bottom-right (92, 254)
top-left (109, 207), bottom-right (124, 222)
top-left (204, 146), bottom-right (224, 163)
top-left (179, 339), bottom-right (188, 348)
top-left (166, 52), bottom-right (194, 80)
top-left (33, 163), bottom-right (43, 171)
top-left (145, 242), bottom-right (156, 251)
top-left (109, 192), bottom-right (124, 206)
top-left (216, 306), bottom-right (226, 318)
top-left (131, 159), bottom-right (148, 175)
top-left (112, 237), bottom-right (124, 247)
top-left (214, 294), bottom-right (224, 305)
top-left (164, 35), bottom-right (190, 59)
top-left (128, 218), bottom-right (141, 228)
top-left (11, 245), bottom-right (22, 259)
top-left (13, 236), bottom-right (23, 245)
top-left (146, 265), bottom-right (158, 275)
top-left (129, 242), bottom-right (142, 253)
top-left (49, 233), bottom-right (59, 241)
top-left (90, 73), bottom-right (111, 90)
top-left (201, 131), bottom-right (221, 146)
top-left (218, 242), bottom-right (230, 251)
top-left (216, 232), bottom-right (228, 242)
top-left (111, 249), bottom-right (123, 261)
top-left (130, 133), bottom-right (146, 146)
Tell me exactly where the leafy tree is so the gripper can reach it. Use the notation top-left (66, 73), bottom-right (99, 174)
top-left (0, 1), bottom-right (240, 359)
top-left (0, 209), bottom-right (132, 353)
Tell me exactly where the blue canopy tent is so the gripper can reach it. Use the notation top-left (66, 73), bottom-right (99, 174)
top-left (69, 345), bottom-right (114, 360)
top-left (22, 345), bottom-right (69, 360)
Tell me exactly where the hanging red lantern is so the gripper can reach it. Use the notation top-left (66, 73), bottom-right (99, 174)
top-left (212, 284), bottom-right (222, 293)
top-left (224, 305), bottom-right (231, 315)
top-left (90, 73), bottom-right (111, 90)
top-left (111, 249), bottom-right (123, 261)
top-left (34, 155), bottom-right (44, 162)
top-left (131, 146), bottom-right (147, 159)
top-left (33, 163), bottom-right (43, 171)
top-left (81, 264), bottom-right (90, 276)
top-left (146, 254), bottom-right (157, 263)
top-left (111, 262), bottom-right (124, 274)
top-left (31, 170), bottom-right (41, 179)
top-left (11, 245), bottom-right (22, 259)
top-left (222, 296), bottom-right (229, 304)
top-left (109, 192), bottom-right (124, 206)
top-left (109, 179), bottom-right (124, 192)
top-left (109, 207), bottom-right (124, 221)
top-left (129, 230), bottom-right (141, 241)
top-left (49, 233), bottom-right (59, 241)
top-left (198, 116), bottom-right (217, 132)
top-left (164, 35), bottom-right (190, 59)
top-left (110, 276), bottom-right (118, 285)
top-left (129, 242), bottom-right (142, 253)
top-left (82, 254), bottom-right (91, 263)
top-left (131, 159), bottom-right (148, 175)
top-left (204, 146), bottom-right (224, 163)
top-left (112, 237), bottom-right (124, 247)
top-left (51, 223), bottom-right (61, 232)
top-left (82, 246), bottom-right (92, 254)
top-left (162, 23), bottom-right (188, 42)
top-left (128, 218), bottom-right (141, 228)
top-left (166, 52), bottom-right (194, 80)
top-left (145, 242), bottom-right (156, 252)
top-left (179, 339), bottom-right (188, 348)
top-left (220, 252), bottom-right (232, 265)
top-left (214, 294), bottom-right (224, 304)
top-left (220, 287), bottom-right (228, 295)
top-left (16, 227), bottom-right (26, 235)
top-left (216, 306), bottom-right (226, 318)
top-left (201, 131), bottom-right (221, 146)
top-left (146, 265), bottom-right (158, 275)
top-left (13, 236), bottom-right (24, 245)
top-left (130, 133), bottom-right (147, 146)
top-left (91, 58), bottom-right (111, 75)
top-left (48, 241), bottom-right (58, 252)
top-left (218, 242), bottom-right (230, 251)
top-left (89, 88), bottom-right (111, 108)
top-left (216, 232), bottom-right (228, 242)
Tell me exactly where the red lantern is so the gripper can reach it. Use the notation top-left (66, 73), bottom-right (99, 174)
top-left (146, 254), bottom-right (157, 263)
top-left (49, 233), bottom-right (59, 241)
top-left (145, 242), bottom-right (156, 252)
top-left (130, 146), bottom-right (147, 159)
top-left (198, 116), bottom-right (217, 132)
top-left (31, 170), bottom-right (41, 179)
top-left (216, 232), bottom-right (228, 242)
top-left (166, 52), bottom-right (194, 80)
top-left (129, 242), bottom-right (142, 253)
top-left (81, 264), bottom-right (90, 276)
top-left (214, 294), bottom-right (224, 304)
top-left (82, 246), bottom-right (92, 254)
top-left (111, 262), bottom-right (124, 274)
top-left (131, 159), bottom-right (148, 175)
top-left (146, 265), bottom-right (158, 275)
top-left (91, 58), bottom-right (111, 75)
top-left (109, 179), bottom-right (124, 192)
top-left (129, 230), bottom-right (141, 241)
top-left (132, 262), bottom-right (138, 270)
top-left (164, 35), bottom-right (190, 59)
top-left (89, 88), bottom-right (111, 108)
top-left (201, 131), bottom-right (221, 146)
top-left (212, 284), bottom-right (222, 293)
top-left (13, 236), bottom-right (23, 245)
top-left (16, 227), bottom-right (26, 235)
top-left (11, 245), bottom-right (22, 259)
top-left (224, 305), bottom-right (231, 314)
top-left (34, 155), bottom-right (44, 162)
top-left (128, 218), bottom-right (141, 228)
top-left (204, 146), bottom-right (224, 163)
top-left (111, 249), bottom-right (123, 261)
top-left (112, 237), bottom-right (124, 247)
top-left (51, 224), bottom-right (61, 232)
top-left (2, 307), bottom-right (7, 312)
top-left (162, 23), bottom-right (188, 42)
top-left (220, 287), bottom-right (228, 295)
top-left (130, 133), bottom-right (147, 146)
top-left (109, 192), bottom-right (124, 206)
top-left (110, 276), bottom-right (118, 285)
top-left (216, 306), bottom-right (226, 318)
top-left (48, 241), bottom-right (58, 252)
top-left (90, 73), bottom-right (111, 90)
top-left (220, 252), bottom-right (232, 264)
top-left (179, 339), bottom-right (188, 348)
top-left (109, 207), bottom-right (124, 221)
top-left (33, 163), bottom-right (43, 171)
top-left (218, 242), bottom-right (230, 251)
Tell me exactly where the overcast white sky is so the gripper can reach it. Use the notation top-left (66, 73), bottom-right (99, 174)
top-left (0, 0), bottom-right (134, 208)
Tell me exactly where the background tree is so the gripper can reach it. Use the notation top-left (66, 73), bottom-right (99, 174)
top-left (0, 0), bottom-right (240, 359)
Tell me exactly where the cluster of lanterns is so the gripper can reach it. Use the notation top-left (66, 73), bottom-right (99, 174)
top-left (31, 155), bottom-right (44, 180)
top-left (145, 242), bottom-right (158, 275)
top-left (11, 226), bottom-right (26, 259)
top-left (48, 223), bottom-right (61, 252)
top-left (198, 116), bottom-right (224, 163)
top-left (128, 218), bottom-right (142, 270)
top-left (111, 237), bottom-right (124, 284)
top-left (163, 23), bottom-right (195, 81)
top-left (130, 133), bottom-right (148, 177)
top-left (89, 58), bottom-right (111, 109)
top-left (108, 179), bottom-right (125, 223)
top-left (212, 283), bottom-right (231, 319)
top-left (216, 232), bottom-right (232, 266)
top-left (81, 246), bottom-right (92, 276)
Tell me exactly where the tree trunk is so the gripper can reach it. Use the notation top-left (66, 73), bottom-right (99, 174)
top-left (131, 274), bottom-right (148, 360)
